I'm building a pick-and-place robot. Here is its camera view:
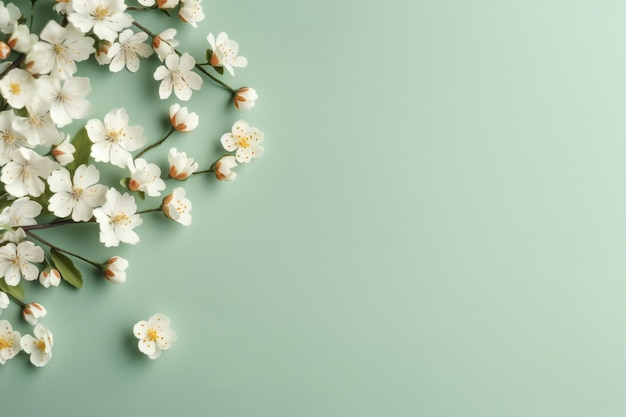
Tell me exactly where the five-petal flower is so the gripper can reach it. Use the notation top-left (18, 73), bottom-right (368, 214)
top-left (133, 313), bottom-right (177, 359)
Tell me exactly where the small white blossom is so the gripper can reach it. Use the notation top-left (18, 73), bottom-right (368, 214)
top-left (168, 148), bottom-right (197, 180)
top-left (127, 157), bottom-right (166, 197)
top-left (22, 302), bottom-right (47, 325)
top-left (108, 29), bottom-right (153, 73)
top-left (26, 21), bottom-right (95, 79)
top-left (1, 148), bottom-right (57, 198)
top-left (39, 268), bottom-right (61, 288)
top-left (213, 155), bottom-right (238, 181)
top-left (8, 24), bottom-right (36, 54)
top-left (162, 187), bottom-right (192, 226)
top-left (86, 108), bottom-right (147, 168)
top-left (21, 323), bottom-right (53, 367)
top-left (68, 0), bottom-right (132, 42)
top-left (103, 256), bottom-right (128, 284)
top-left (0, 241), bottom-right (45, 285)
top-left (153, 53), bottom-right (202, 101)
top-left (220, 120), bottom-right (264, 164)
top-left (0, 197), bottom-right (42, 227)
top-left (178, 0), bottom-right (204, 28)
top-left (0, 291), bottom-right (8, 311)
top-left (93, 188), bottom-right (142, 247)
top-left (169, 103), bottom-right (198, 132)
top-left (38, 75), bottom-right (92, 128)
top-left (0, 68), bottom-right (35, 109)
top-left (152, 28), bottom-right (178, 61)
top-left (0, 2), bottom-right (20, 35)
top-left (12, 97), bottom-right (58, 146)
top-left (51, 134), bottom-right (76, 166)
top-left (133, 313), bottom-right (177, 359)
top-left (207, 32), bottom-right (248, 76)
top-left (48, 165), bottom-right (108, 222)
top-left (0, 227), bottom-right (24, 244)
top-left (139, 0), bottom-right (180, 8)
top-left (0, 319), bottom-right (21, 364)
top-left (234, 87), bottom-right (258, 110)
top-left (0, 110), bottom-right (29, 165)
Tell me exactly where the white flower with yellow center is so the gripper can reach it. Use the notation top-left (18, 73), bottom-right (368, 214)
top-left (153, 52), bottom-right (202, 101)
top-left (207, 32), bottom-right (248, 76)
top-left (12, 97), bottom-right (58, 147)
top-left (38, 75), bottom-right (92, 128)
top-left (0, 241), bottom-right (45, 286)
top-left (48, 165), bottom-right (108, 222)
top-left (133, 313), bottom-right (177, 360)
top-left (108, 29), bottom-right (153, 73)
top-left (93, 187), bottom-right (142, 247)
top-left (0, 110), bottom-right (29, 165)
top-left (0, 196), bottom-right (42, 227)
top-left (86, 107), bottom-right (147, 168)
top-left (21, 323), bottom-right (53, 367)
top-left (162, 187), bottom-right (191, 226)
top-left (220, 120), bottom-right (264, 164)
top-left (68, 0), bottom-right (132, 42)
top-left (0, 319), bottom-right (21, 364)
top-left (1, 148), bottom-right (57, 198)
top-left (178, 0), bottom-right (204, 28)
top-left (0, 68), bottom-right (35, 109)
top-left (25, 20), bottom-right (95, 79)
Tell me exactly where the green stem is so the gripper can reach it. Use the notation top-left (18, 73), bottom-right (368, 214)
top-left (0, 54), bottom-right (25, 79)
top-left (22, 217), bottom-right (91, 231)
top-left (25, 231), bottom-right (102, 269)
top-left (194, 168), bottom-right (214, 175)
top-left (29, 0), bottom-right (36, 31)
top-left (126, 6), bottom-right (156, 11)
top-left (137, 207), bottom-right (162, 215)
top-left (135, 127), bottom-right (175, 159)
top-left (131, 20), bottom-right (237, 93)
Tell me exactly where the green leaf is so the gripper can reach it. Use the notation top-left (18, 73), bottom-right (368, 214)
top-left (159, 8), bottom-right (171, 17)
top-left (14, 107), bottom-right (29, 117)
top-left (0, 278), bottom-right (25, 302)
top-left (205, 48), bottom-right (214, 63)
top-left (66, 127), bottom-right (91, 173)
top-left (214, 66), bottom-right (224, 75)
top-left (120, 177), bottom-right (130, 189)
top-left (50, 249), bottom-right (83, 289)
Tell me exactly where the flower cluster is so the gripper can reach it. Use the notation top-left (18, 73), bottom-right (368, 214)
top-left (0, 0), bottom-right (264, 366)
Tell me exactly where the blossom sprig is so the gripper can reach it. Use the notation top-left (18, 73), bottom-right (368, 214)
top-left (0, 0), bottom-right (265, 367)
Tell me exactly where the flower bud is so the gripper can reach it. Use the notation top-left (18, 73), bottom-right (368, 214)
top-left (8, 25), bottom-right (36, 54)
top-left (162, 187), bottom-right (192, 226)
top-left (213, 155), bottom-right (238, 181)
top-left (169, 103), bottom-right (199, 132)
top-left (0, 41), bottom-right (10, 59)
top-left (51, 134), bottom-right (76, 166)
top-left (152, 29), bottom-right (178, 61)
top-left (234, 87), bottom-right (258, 110)
top-left (0, 291), bottom-right (9, 311)
top-left (95, 40), bottom-right (112, 65)
top-left (103, 256), bottom-right (129, 284)
top-left (168, 148), bottom-right (198, 180)
top-left (39, 268), bottom-right (61, 288)
top-left (22, 302), bottom-right (47, 325)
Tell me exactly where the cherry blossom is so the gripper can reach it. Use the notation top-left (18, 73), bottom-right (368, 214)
top-left (47, 165), bottom-right (108, 222)
top-left (1, 148), bottom-right (57, 198)
top-left (93, 188), bottom-right (142, 247)
top-left (38, 76), bottom-right (93, 128)
top-left (68, 0), bottom-right (132, 42)
top-left (108, 29), bottom-right (153, 73)
top-left (234, 87), bottom-right (258, 110)
top-left (133, 313), bottom-right (177, 359)
top-left (0, 241), bottom-right (45, 285)
top-left (0, 319), bottom-right (21, 364)
top-left (153, 52), bottom-right (202, 101)
top-left (21, 323), bottom-right (53, 367)
top-left (168, 148), bottom-right (197, 180)
top-left (220, 120), bottom-right (264, 164)
top-left (169, 103), bottom-right (199, 132)
top-left (127, 157), bottom-right (166, 197)
top-left (39, 268), bottom-right (61, 288)
top-left (103, 256), bottom-right (128, 284)
top-left (162, 187), bottom-right (192, 226)
top-left (22, 302), bottom-right (47, 325)
top-left (208, 32), bottom-right (248, 76)
top-left (213, 155), bottom-right (238, 181)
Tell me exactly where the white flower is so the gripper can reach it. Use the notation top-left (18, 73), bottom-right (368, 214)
top-left (127, 157), bottom-right (166, 197)
top-left (22, 302), bottom-right (47, 325)
top-left (133, 313), bottom-right (177, 360)
top-left (139, 0), bottom-right (180, 8)
top-left (7, 24), bottom-right (36, 54)
top-left (39, 268), bottom-right (61, 288)
top-left (213, 155), bottom-right (238, 181)
top-left (93, 188), bottom-right (142, 247)
top-left (103, 256), bottom-right (128, 284)
top-left (0, 2), bottom-right (20, 35)
top-left (21, 323), bottom-right (53, 367)
top-left (169, 103), bottom-right (198, 132)
top-left (108, 29), bottom-right (153, 73)
top-left (234, 87), bottom-right (258, 110)
top-left (0, 241), bottom-right (45, 285)
top-left (1, 148), bottom-right (57, 198)
top-left (152, 28), bottom-right (178, 61)
top-left (86, 108), bottom-right (147, 168)
top-left (207, 32), bottom-right (248, 76)
top-left (68, 0), bottom-right (132, 42)
top-left (0, 319), bottom-right (21, 364)
top-left (51, 134), bottom-right (76, 166)
top-left (162, 187), bottom-right (192, 226)
top-left (178, 0), bottom-right (204, 28)
top-left (153, 53), bottom-right (202, 101)
top-left (0, 41), bottom-right (10, 59)
top-left (25, 21), bottom-right (95, 79)
top-left (95, 39), bottom-right (112, 65)
top-left (12, 97), bottom-right (58, 146)
top-left (168, 148), bottom-right (197, 180)
top-left (0, 68), bottom-right (35, 109)
top-left (0, 197), bottom-right (42, 227)
top-left (0, 227), bottom-right (25, 244)
top-left (0, 291), bottom-right (7, 309)
top-left (220, 120), bottom-right (264, 164)
top-left (48, 165), bottom-right (108, 222)
top-left (0, 110), bottom-right (29, 165)
top-left (38, 76), bottom-right (92, 128)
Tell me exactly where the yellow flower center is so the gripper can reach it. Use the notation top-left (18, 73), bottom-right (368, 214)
top-left (9, 82), bottom-right (21, 95)
top-left (112, 213), bottom-right (129, 225)
top-left (0, 336), bottom-right (11, 349)
top-left (2, 132), bottom-right (15, 144)
top-left (36, 340), bottom-right (46, 352)
top-left (94, 6), bottom-right (109, 21)
top-left (147, 328), bottom-right (158, 342)
top-left (235, 134), bottom-right (250, 149)
top-left (107, 130), bottom-right (123, 143)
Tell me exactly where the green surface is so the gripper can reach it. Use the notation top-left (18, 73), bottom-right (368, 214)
top-left (4, 0), bottom-right (626, 416)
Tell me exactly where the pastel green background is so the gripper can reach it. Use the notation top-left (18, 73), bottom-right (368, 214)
top-left (3, 0), bottom-right (626, 416)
